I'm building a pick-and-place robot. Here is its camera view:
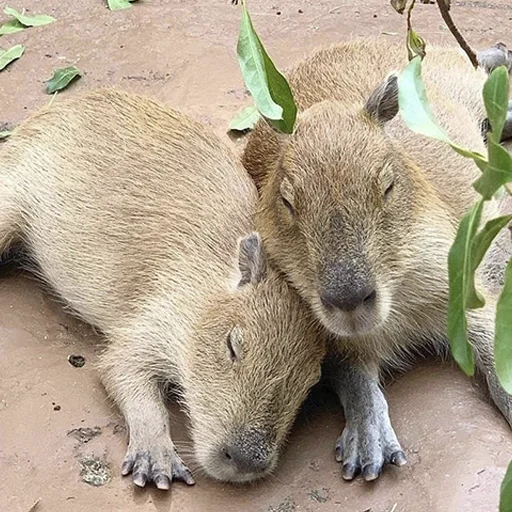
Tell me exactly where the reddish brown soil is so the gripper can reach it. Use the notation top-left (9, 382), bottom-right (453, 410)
top-left (1, 1), bottom-right (512, 511)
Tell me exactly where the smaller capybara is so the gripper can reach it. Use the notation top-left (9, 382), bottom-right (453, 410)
top-left (243, 39), bottom-right (512, 481)
top-left (0, 89), bottom-right (326, 490)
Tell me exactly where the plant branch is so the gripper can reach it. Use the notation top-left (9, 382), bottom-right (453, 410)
top-left (436, 0), bottom-right (478, 68)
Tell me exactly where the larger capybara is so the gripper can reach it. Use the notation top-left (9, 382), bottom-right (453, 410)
top-left (243, 38), bottom-right (512, 481)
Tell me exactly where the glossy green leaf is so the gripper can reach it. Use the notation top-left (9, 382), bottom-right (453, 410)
top-left (447, 200), bottom-right (484, 376)
top-left (473, 138), bottom-right (512, 199)
top-left (0, 19), bottom-right (25, 35)
top-left (260, 51), bottom-right (296, 134)
top-left (229, 104), bottom-right (260, 132)
top-left (0, 130), bottom-right (12, 139)
top-left (46, 66), bottom-right (81, 94)
top-left (107, 0), bottom-right (137, 11)
top-left (398, 56), bottom-right (488, 167)
top-left (483, 66), bottom-right (510, 143)
top-left (500, 460), bottom-right (512, 512)
top-left (4, 6), bottom-right (55, 27)
top-left (472, 215), bottom-right (512, 271)
top-left (399, 56), bottom-right (452, 142)
top-left (496, 258), bottom-right (512, 394)
top-left (236, 0), bottom-right (296, 133)
top-left (236, 4), bottom-right (281, 121)
top-left (466, 214), bottom-right (512, 309)
top-left (0, 44), bottom-right (24, 71)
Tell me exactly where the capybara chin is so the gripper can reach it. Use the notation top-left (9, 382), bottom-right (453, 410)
top-left (243, 38), bottom-right (512, 482)
top-left (0, 89), bottom-right (325, 489)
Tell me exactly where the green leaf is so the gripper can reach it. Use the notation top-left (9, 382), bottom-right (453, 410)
top-left (229, 104), bottom-right (260, 132)
top-left (447, 200), bottom-right (484, 376)
top-left (236, 0), bottom-right (297, 133)
top-left (466, 214), bottom-right (512, 309)
top-left (237, 5), bottom-right (281, 122)
top-left (260, 52), bottom-right (296, 134)
top-left (472, 215), bottom-right (512, 272)
top-left (399, 56), bottom-right (453, 143)
top-left (0, 19), bottom-right (25, 35)
top-left (483, 66), bottom-right (510, 143)
top-left (4, 6), bottom-right (55, 27)
top-left (0, 44), bottom-right (24, 71)
top-left (473, 138), bottom-right (512, 199)
top-left (406, 29), bottom-right (426, 60)
top-left (496, 257), bottom-right (512, 394)
top-left (500, 460), bottom-right (512, 512)
top-left (0, 130), bottom-right (12, 139)
top-left (107, 0), bottom-right (137, 11)
top-left (398, 56), bottom-right (488, 168)
top-left (46, 66), bottom-right (81, 94)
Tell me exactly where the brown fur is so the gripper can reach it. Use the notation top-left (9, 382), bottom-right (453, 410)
top-left (0, 89), bottom-right (325, 487)
top-left (244, 39), bottom-right (512, 425)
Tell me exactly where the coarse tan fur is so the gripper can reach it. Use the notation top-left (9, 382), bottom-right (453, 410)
top-left (243, 38), bottom-right (512, 478)
top-left (0, 89), bottom-right (325, 489)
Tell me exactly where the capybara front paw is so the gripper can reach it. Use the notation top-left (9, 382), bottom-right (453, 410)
top-left (335, 417), bottom-right (406, 482)
top-left (121, 439), bottom-right (195, 490)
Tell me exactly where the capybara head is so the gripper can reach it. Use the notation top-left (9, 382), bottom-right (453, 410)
top-left (185, 233), bottom-right (325, 483)
top-left (256, 74), bottom-right (429, 337)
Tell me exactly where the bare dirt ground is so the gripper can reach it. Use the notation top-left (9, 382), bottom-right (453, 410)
top-left (1, 1), bottom-right (512, 511)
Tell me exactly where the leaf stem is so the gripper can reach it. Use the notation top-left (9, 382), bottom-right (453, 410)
top-left (436, 0), bottom-right (478, 68)
top-left (406, 0), bottom-right (416, 29)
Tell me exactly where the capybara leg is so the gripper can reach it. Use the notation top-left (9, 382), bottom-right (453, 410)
top-left (99, 340), bottom-right (195, 490)
top-left (327, 356), bottom-right (407, 482)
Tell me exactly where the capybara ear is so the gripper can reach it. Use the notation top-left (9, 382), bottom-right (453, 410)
top-left (237, 232), bottom-right (267, 287)
top-left (364, 73), bottom-right (399, 124)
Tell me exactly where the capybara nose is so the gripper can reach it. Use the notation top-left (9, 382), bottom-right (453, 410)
top-left (222, 428), bottom-right (273, 474)
top-left (320, 285), bottom-right (376, 312)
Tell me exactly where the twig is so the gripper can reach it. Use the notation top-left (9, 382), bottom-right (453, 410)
top-left (27, 499), bottom-right (41, 512)
top-left (406, 0), bottom-right (416, 31)
top-left (406, 0), bottom-right (427, 60)
top-left (436, 0), bottom-right (478, 67)
top-left (48, 91), bottom-right (58, 107)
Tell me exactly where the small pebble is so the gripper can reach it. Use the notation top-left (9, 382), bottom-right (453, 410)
top-left (68, 354), bottom-right (86, 368)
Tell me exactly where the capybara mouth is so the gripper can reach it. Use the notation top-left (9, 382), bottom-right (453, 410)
top-left (317, 300), bottom-right (386, 337)
top-left (199, 453), bottom-right (277, 484)
top-left (197, 432), bottom-right (278, 484)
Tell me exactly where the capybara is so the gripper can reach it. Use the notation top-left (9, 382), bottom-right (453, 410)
top-left (0, 89), bottom-right (326, 489)
top-left (243, 39), bottom-right (512, 481)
